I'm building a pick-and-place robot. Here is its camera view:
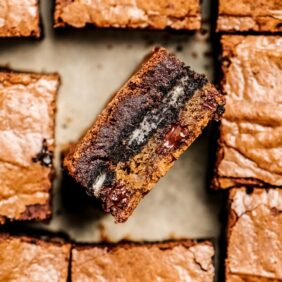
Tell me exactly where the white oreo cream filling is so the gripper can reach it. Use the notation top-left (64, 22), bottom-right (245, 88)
top-left (92, 173), bottom-right (106, 197)
top-left (128, 76), bottom-right (189, 146)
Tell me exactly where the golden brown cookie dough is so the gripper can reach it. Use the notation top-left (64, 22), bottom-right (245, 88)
top-left (213, 36), bottom-right (282, 189)
top-left (217, 0), bottom-right (282, 32)
top-left (0, 234), bottom-right (71, 282)
top-left (226, 188), bottom-right (282, 281)
top-left (54, 0), bottom-right (201, 30)
top-left (72, 241), bottom-right (215, 282)
top-left (0, 0), bottom-right (41, 38)
top-left (0, 71), bottom-right (60, 224)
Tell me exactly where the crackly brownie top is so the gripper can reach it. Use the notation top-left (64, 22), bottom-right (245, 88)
top-left (0, 235), bottom-right (71, 282)
top-left (217, 36), bottom-right (282, 186)
top-left (227, 188), bottom-right (282, 280)
top-left (0, 72), bottom-right (59, 222)
top-left (217, 0), bottom-right (282, 32)
top-left (54, 0), bottom-right (200, 29)
top-left (72, 241), bottom-right (214, 282)
top-left (0, 0), bottom-right (40, 37)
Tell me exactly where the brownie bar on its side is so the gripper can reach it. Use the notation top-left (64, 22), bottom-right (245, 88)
top-left (0, 71), bottom-right (60, 224)
top-left (0, 234), bottom-right (71, 282)
top-left (72, 240), bottom-right (215, 282)
top-left (64, 47), bottom-right (225, 223)
top-left (0, 0), bottom-right (41, 38)
top-left (213, 36), bottom-right (282, 190)
top-left (226, 188), bottom-right (282, 281)
top-left (217, 0), bottom-right (282, 32)
top-left (54, 0), bottom-right (201, 30)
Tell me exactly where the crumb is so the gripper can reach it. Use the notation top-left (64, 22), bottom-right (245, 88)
top-left (175, 45), bottom-right (183, 52)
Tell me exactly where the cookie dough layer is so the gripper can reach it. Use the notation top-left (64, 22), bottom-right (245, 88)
top-left (217, 0), bottom-right (282, 32)
top-left (0, 71), bottom-right (60, 224)
top-left (213, 36), bottom-right (282, 189)
top-left (54, 0), bottom-right (201, 30)
top-left (64, 47), bottom-right (224, 222)
top-left (226, 188), bottom-right (282, 281)
top-left (72, 241), bottom-right (215, 282)
top-left (0, 0), bottom-right (41, 38)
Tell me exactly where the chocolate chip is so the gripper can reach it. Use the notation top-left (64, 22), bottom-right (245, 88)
top-left (157, 124), bottom-right (189, 155)
top-left (32, 139), bottom-right (53, 167)
top-left (214, 104), bottom-right (225, 121)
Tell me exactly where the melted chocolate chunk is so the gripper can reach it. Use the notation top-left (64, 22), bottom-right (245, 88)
top-left (32, 139), bottom-right (53, 167)
top-left (157, 124), bottom-right (190, 155)
top-left (202, 95), bottom-right (218, 111)
top-left (99, 184), bottom-right (133, 216)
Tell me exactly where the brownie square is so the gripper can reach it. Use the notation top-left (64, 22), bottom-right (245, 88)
top-left (72, 240), bottom-right (215, 282)
top-left (0, 71), bottom-right (60, 224)
top-left (64, 47), bottom-right (224, 223)
top-left (0, 0), bottom-right (41, 38)
top-left (226, 188), bottom-right (282, 281)
top-left (217, 0), bottom-right (282, 32)
top-left (0, 234), bottom-right (71, 282)
top-left (213, 36), bottom-right (282, 189)
top-left (54, 0), bottom-right (201, 30)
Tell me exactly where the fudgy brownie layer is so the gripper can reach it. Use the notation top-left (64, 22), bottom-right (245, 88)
top-left (213, 36), bottom-right (282, 190)
top-left (0, 71), bottom-right (59, 224)
top-left (0, 0), bottom-right (41, 38)
top-left (72, 240), bottom-right (215, 282)
top-left (217, 0), bottom-right (282, 32)
top-left (65, 48), bottom-right (224, 222)
top-left (0, 234), bottom-right (71, 282)
top-left (226, 188), bottom-right (282, 281)
top-left (54, 0), bottom-right (200, 30)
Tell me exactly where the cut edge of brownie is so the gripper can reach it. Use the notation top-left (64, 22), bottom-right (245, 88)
top-left (64, 47), bottom-right (225, 223)
top-left (71, 239), bottom-right (215, 257)
top-left (217, 15), bottom-right (282, 33)
top-left (225, 188), bottom-right (242, 281)
top-left (0, 232), bottom-right (70, 247)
